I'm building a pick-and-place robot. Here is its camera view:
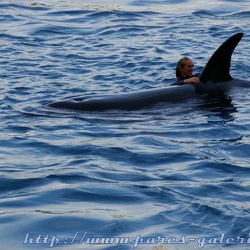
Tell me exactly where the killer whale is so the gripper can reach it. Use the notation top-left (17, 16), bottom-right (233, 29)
top-left (48, 32), bottom-right (249, 111)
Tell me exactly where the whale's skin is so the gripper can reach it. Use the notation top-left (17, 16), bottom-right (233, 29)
top-left (49, 84), bottom-right (201, 111)
top-left (48, 33), bottom-right (250, 111)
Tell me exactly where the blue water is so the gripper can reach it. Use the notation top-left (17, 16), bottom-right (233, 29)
top-left (1, 0), bottom-right (250, 249)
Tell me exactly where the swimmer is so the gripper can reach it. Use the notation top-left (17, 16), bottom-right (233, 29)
top-left (172, 57), bottom-right (200, 85)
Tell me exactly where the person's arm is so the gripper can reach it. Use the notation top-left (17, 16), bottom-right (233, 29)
top-left (171, 78), bottom-right (185, 86)
top-left (171, 77), bottom-right (199, 85)
top-left (183, 77), bottom-right (200, 84)
top-left (171, 74), bottom-right (200, 86)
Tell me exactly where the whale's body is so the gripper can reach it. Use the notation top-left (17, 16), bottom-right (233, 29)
top-left (49, 33), bottom-right (250, 111)
top-left (49, 84), bottom-right (200, 111)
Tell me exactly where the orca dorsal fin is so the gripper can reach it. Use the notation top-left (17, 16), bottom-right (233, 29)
top-left (199, 33), bottom-right (244, 83)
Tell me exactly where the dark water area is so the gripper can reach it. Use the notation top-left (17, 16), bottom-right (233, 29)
top-left (0, 0), bottom-right (250, 249)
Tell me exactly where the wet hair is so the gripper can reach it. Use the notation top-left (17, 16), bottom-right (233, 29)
top-left (175, 57), bottom-right (191, 78)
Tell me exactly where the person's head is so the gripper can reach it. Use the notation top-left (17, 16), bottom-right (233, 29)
top-left (176, 57), bottom-right (194, 78)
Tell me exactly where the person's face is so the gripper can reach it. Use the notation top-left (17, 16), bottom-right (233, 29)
top-left (180, 59), bottom-right (194, 77)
